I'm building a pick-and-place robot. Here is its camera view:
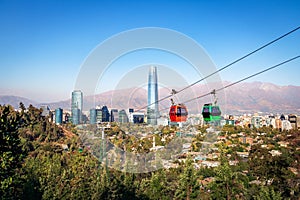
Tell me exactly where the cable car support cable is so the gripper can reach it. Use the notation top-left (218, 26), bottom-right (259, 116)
top-left (182, 55), bottom-right (300, 105)
top-left (136, 26), bottom-right (300, 111)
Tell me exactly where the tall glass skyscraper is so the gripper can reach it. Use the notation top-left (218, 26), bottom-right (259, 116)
top-left (55, 108), bottom-right (63, 125)
top-left (147, 66), bottom-right (159, 125)
top-left (71, 90), bottom-right (83, 125)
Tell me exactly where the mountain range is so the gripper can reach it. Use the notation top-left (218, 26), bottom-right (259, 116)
top-left (1, 82), bottom-right (300, 115)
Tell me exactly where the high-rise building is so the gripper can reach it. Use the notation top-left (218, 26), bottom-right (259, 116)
top-left (71, 90), bottom-right (83, 125)
top-left (96, 108), bottom-right (102, 123)
top-left (147, 66), bottom-right (159, 125)
top-left (119, 109), bottom-right (129, 123)
top-left (101, 106), bottom-right (110, 122)
top-left (110, 109), bottom-right (119, 122)
top-left (55, 108), bottom-right (63, 125)
top-left (251, 116), bottom-right (262, 128)
top-left (90, 108), bottom-right (97, 124)
top-left (40, 105), bottom-right (53, 122)
top-left (41, 105), bottom-right (51, 117)
top-left (64, 112), bottom-right (70, 123)
top-left (132, 112), bottom-right (145, 124)
top-left (288, 114), bottom-right (297, 129)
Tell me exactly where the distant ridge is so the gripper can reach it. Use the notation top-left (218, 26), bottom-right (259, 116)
top-left (0, 95), bottom-right (38, 109)
top-left (224, 82), bottom-right (300, 114)
top-left (1, 82), bottom-right (300, 115)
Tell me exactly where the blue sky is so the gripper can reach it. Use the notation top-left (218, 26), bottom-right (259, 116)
top-left (0, 0), bottom-right (299, 102)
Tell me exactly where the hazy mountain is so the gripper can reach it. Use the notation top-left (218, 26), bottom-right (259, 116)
top-left (1, 82), bottom-right (300, 115)
top-left (0, 95), bottom-right (38, 108)
top-left (223, 82), bottom-right (300, 114)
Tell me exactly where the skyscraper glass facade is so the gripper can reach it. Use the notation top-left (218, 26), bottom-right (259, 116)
top-left (96, 108), bottom-right (102, 123)
top-left (71, 90), bottom-right (83, 125)
top-left (101, 106), bottom-right (110, 122)
top-left (90, 108), bottom-right (97, 124)
top-left (147, 66), bottom-right (159, 125)
top-left (55, 108), bottom-right (63, 125)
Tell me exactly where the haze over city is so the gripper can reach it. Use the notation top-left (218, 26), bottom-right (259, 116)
top-left (0, 0), bottom-right (300, 103)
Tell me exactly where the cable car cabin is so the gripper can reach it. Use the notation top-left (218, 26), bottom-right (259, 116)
top-left (202, 103), bottom-right (221, 122)
top-left (169, 104), bottom-right (188, 122)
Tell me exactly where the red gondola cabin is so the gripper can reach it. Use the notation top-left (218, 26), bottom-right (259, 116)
top-left (169, 104), bottom-right (188, 122)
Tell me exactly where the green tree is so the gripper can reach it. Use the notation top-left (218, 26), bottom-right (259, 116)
top-left (248, 145), bottom-right (296, 197)
top-left (140, 169), bottom-right (169, 200)
top-left (254, 186), bottom-right (282, 200)
top-left (175, 157), bottom-right (200, 200)
top-left (23, 150), bottom-right (102, 200)
top-left (209, 153), bottom-right (248, 199)
top-left (0, 105), bottom-right (26, 199)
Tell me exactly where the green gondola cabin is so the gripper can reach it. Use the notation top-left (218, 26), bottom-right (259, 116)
top-left (202, 103), bottom-right (221, 122)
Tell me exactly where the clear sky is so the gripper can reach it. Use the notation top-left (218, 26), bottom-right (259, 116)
top-left (0, 0), bottom-right (299, 102)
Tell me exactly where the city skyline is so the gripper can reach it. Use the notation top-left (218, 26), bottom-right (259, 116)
top-left (1, 1), bottom-right (300, 194)
top-left (0, 1), bottom-right (300, 102)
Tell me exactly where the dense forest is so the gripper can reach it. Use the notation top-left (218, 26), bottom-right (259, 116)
top-left (1, 103), bottom-right (300, 200)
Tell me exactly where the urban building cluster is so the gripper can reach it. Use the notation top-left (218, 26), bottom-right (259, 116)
top-left (42, 66), bottom-right (160, 126)
top-left (37, 65), bottom-right (300, 131)
top-left (220, 113), bottom-right (300, 131)
top-left (44, 94), bottom-right (300, 132)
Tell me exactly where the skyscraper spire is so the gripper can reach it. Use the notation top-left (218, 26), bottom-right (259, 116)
top-left (147, 66), bottom-right (159, 125)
